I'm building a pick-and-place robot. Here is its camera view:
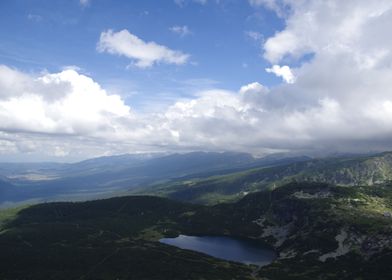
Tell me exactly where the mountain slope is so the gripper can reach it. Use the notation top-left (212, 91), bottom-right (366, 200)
top-left (142, 152), bottom-right (392, 204)
top-left (232, 182), bottom-right (392, 279)
top-left (1, 182), bottom-right (392, 279)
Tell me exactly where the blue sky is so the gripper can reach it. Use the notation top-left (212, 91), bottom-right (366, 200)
top-left (1, 0), bottom-right (392, 161)
top-left (0, 0), bottom-right (283, 112)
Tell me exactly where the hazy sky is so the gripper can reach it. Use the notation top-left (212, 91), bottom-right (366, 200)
top-left (1, 0), bottom-right (392, 161)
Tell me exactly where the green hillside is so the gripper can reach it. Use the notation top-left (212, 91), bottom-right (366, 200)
top-left (1, 182), bottom-right (392, 279)
top-left (139, 152), bottom-right (392, 204)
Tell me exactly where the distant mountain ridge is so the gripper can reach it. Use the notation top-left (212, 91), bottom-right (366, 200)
top-left (142, 151), bottom-right (392, 204)
top-left (3, 150), bottom-right (392, 207)
top-left (0, 151), bottom-right (271, 206)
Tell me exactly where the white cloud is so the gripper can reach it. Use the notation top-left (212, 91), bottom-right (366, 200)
top-left (0, 66), bottom-right (156, 159)
top-left (0, 66), bottom-right (132, 136)
top-left (97, 29), bottom-right (190, 68)
top-left (170, 25), bottom-right (191, 37)
top-left (263, 31), bottom-right (300, 63)
top-left (239, 82), bottom-right (267, 96)
top-left (262, 0), bottom-right (392, 64)
top-left (265, 65), bottom-right (295, 83)
top-left (149, 0), bottom-right (392, 155)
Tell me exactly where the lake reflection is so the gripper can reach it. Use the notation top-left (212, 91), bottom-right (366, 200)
top-left (159, 235), bottom-right (276, 266)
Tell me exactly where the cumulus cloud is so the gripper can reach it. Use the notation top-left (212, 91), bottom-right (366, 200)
top-left (239, 82), bottom-right (268, 105)
top-left (244, 0), bottom-right (392, 153)
top-left (97, 29), bottom-right (190, 68)
top-left (0, 66), bottom-right (157, 159)
top-left (262, 0), bottom-right (392, 64)
top-left (154, 0), bottom-right (392, 155)
top-left (239, 82), bottom-right (266, 95)
top-left (170, 25), bottom-right (191, 37)
top-left (265, 65), bottom-right (295, 83)
top-left (0, 66), bottom-right (132, 136)
top-left (0, 66), bottom-right (274, 158)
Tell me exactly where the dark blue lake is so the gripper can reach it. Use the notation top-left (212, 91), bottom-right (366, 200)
top-left (159, 235), bottom-right (277, 266)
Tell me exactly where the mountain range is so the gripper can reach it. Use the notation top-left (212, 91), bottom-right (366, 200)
top-left (0, 151), bottom-right (308, 207)
top-left (138, 151), bottom-right (392, 204)
top-left (3, 151), bottom-right (392, 207)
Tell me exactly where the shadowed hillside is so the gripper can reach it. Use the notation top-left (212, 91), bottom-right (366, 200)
top-left (1, 182), bottom-right (392, 279)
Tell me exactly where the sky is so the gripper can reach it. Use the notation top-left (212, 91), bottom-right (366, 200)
top-left (1, 0), bottom-right (392, 161)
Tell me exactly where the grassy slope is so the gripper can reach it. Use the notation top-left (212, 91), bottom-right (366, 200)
top-left (0, 205), bottom-right (27, 231)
